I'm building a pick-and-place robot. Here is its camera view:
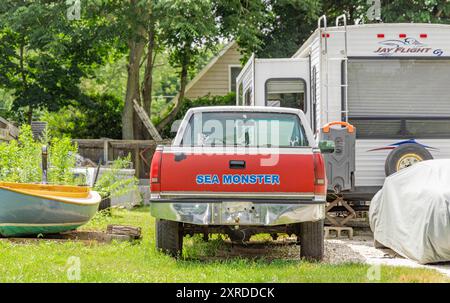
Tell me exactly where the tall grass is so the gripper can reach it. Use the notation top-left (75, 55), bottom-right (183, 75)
top-left (0, 125), bottom-right (78, 184)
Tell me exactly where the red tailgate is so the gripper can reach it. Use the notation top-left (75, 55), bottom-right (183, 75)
top-left (159, 147), bottom-right (315, 196)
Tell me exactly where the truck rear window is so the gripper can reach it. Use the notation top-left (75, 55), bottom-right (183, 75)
top-left (181, 112), bottom-right (309, 147)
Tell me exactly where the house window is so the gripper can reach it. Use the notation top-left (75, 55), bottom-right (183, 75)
top-left (265, 78), bottom-right (306, 111)
top-left (229, 66), bottom-right (242, 93)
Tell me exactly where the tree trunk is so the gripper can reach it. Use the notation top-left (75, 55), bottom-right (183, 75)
top-left (141, 25), bottom-right (156, 139)
top-left (122, 0), bottom-right (147, 140)
top-left (156, 52), bottom-right (190, 132)
top-left (123, 39), bottom-right (145, 139)
top-left (19, 42), bottom-right (32, 125)
top-left (27, 107), bottom-right (33, 125)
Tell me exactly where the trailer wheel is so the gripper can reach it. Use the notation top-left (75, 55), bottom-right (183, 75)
top-left (300, 220), bottom-right (324, 261)
top-left (385, 143), bottom-right (433, 176)
top-left (155, 219), bottom-right (183, 257)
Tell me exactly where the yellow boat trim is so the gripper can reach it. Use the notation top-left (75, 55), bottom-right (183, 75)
top-left (0, 182), bottom-right (101, 206)
top-left (0, 182), bottom-right (89, 197)
top-left (0, 221), bottom-right (88, 227)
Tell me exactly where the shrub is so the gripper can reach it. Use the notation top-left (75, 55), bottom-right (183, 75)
top-left (42, 93), bottom-right (123, 139)
top-left (0, 125), bottom-right (41, 183)
top-left (48, 137), bottom-right (78, 184)
top-left (0, 125), bottom-right (78, 185)
top-left (158, 92), bottom-right (236, 138)
top-left (93, 155), bottom-right (138, 199)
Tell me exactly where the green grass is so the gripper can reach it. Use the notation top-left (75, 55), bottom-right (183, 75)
top-left (0, 207), bottom-right (447, 283)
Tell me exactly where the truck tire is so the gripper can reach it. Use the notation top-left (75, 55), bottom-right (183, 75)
top-left (385, 143), bottom-right (433, 176)
top-left (300, 220), bottom-right (324, 261)
top-left (155, 219), bottom-right (183, 257)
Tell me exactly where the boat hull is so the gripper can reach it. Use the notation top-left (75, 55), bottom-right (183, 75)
top-left (0, 185), bottom-right (101, 237)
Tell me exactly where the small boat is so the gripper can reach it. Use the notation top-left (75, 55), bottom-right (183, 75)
top-left (0, 182), bottom-right (101, 237)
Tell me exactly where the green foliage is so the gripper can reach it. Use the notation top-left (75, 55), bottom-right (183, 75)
top-left (156, 0), bottom-right (220, 74)
top-left (260, 0), bottom-right (450, 58)
top-left (158, 92), bottom-right (236, 138)
top-left (16, 125), bottom-right (42, 183)
top-left (94, 155), bottom-right (139, 199)
top-left (214, 0), bottom-right (272, 57)
top-left (47, 137), bottom-right (78, 184)
top-left (380, 0), bottom-right (450, 23)
top-left (0, 125), bottom-right (41, 182)
top-left (258, 0), bottom-right (321, 58)
top-left (0, 125), bottom-right (78, 184)
top-left (0, 0), bottom-right (121, 122)
top-left (42, 94), bottom-right (124, 139)
top-left (0, 137), bottom-right (21, 182)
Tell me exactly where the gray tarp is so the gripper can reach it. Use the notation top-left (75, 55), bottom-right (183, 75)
top-left (369, 159), bottom-right (450, 264)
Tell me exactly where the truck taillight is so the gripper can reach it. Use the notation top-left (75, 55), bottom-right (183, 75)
top-left (150, 148), bottom-right (162, 192)
top-left (313, 152), bottom-right (327, 197)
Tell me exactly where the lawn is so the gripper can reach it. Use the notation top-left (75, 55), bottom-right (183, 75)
top-left (0, 207), bottom-right (447, 283)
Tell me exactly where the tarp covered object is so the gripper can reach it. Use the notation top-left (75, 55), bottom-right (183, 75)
top-left (369, 159), bottom-right (450, 264)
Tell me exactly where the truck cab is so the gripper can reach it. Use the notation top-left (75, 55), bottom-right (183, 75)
top-left (149, 106), bottom-right (334, 260)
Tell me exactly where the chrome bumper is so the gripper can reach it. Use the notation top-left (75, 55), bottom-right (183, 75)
top-left (150, 198), bottom-right (326, 226)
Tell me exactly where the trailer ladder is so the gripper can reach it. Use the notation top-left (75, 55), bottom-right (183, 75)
top-left (318, 14), bottom-right (349, 122)
top-left (133, 99), bottom-right (163, 141)
top-left (335, 14), bottom-right (349, 123)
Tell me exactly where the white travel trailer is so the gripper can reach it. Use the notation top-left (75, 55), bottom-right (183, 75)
top-left (236, 15), bottom-right (450, 200)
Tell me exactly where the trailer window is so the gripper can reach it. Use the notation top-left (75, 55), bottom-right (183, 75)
top-left (181, 112), bottom-right (309, 147)
top-left (347, 59), bottom-right (450, 139)
top-left (348, 59), bottom-right (450, 117)
top-left (265, 79), bottom-right (305, 111)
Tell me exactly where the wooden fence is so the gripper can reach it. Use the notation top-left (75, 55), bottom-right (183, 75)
top-left (73, 139), bottom-right (170, 179)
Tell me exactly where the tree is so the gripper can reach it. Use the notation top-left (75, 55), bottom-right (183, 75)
top-left (0, 1), bottom-right (118, 124)
top-left (156, 0), bottom-right (271, 132)
top-left (380, 0), bottom-right (450, 23)
top-left (259, 0), bottom-right (450, 58)
top-left (43, 94), bottom-right (124, 139)
top-left (154, 0), bottom-right (220, 132)
top-left (258, 0), bottom-right (321, 58)
top-left (118, 0), bottom-right (168, 140)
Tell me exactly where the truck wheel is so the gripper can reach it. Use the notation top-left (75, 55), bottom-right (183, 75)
top-left (300, 220), bottom-right (324, 261)
top-left (155, 219), bottom-right (183, 257)
top-left (385, 143), bottom-right (433, 176)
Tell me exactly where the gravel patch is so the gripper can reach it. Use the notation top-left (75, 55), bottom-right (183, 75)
top-left (325, 235), bottom-right (450, 277)
top-left (323, 239), bottom-right (366, 264)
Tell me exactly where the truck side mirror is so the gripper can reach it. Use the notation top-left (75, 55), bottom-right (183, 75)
top-left (319, 140), bottom-right (335, 154)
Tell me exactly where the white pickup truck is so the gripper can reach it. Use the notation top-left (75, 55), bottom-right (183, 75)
top-left (149, 106), bottom-right (334, 260)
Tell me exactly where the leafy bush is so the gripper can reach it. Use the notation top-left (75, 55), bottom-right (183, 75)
top-left (48, 137), bottom-right (78, 184)
top-left (0, 125), bottom-right (42, 183)
top-left (159, 92), bottom-right (236, 138)
top-left (0, 125), bottom-right (78, 184)
top-left (93, 155), bottom-right (139, 199)
top-left (42, 93), bottom-right (123, 139)
top-left (0, 126), bottom-right (139, 205)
